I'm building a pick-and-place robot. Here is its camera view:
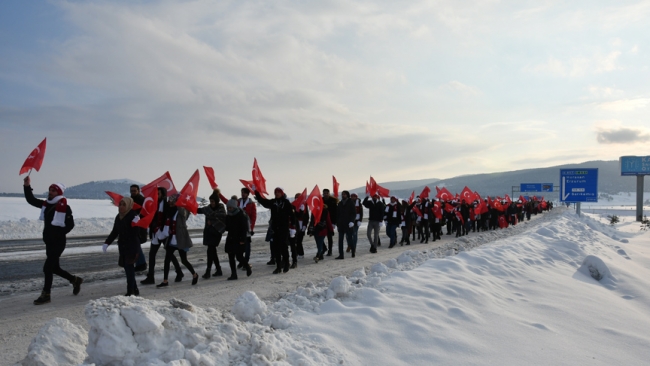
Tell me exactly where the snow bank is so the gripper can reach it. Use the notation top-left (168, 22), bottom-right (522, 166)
top-left (25, 209), bottom-right (650, 365)
top-left (22, 318), bottom-right (88, 366)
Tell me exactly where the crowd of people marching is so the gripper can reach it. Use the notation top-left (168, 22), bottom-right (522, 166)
top-left (22, 176), bottom-right (552, 305)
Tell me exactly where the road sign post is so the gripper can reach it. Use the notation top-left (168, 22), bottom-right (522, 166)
top-left (620, 156), bottom-right (649, 222)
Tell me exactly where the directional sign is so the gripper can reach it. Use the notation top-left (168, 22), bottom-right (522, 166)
top-left (620, 156), bottom-right (650, 176)
top-left (520, 183), bottom-right (554, 192)
top-left (560, 169), bottom-right (598, 202)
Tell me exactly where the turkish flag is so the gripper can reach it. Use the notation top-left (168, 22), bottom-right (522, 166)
top-left (307, 185), bottom-right (324, 224)
top-left (504, 194), bottom-right (512, 205)
top-left (409, 191), bottom-right (415, 204)
top-left (176, 170), bottom-right (200, 215)
top-left (142, 172), bottom-right (178, 197)
top-left (432, 201), bottom-right (443, 219)
top-left (104, 190), bottom-right (142, 210)
top-left (203, 166), bottom-right (218, 189)
top-left (460, 186), bottom-right (475, 204)
top-left (474, 191), bottom-right (482, 202)
top-left (133, 188), bottom-right (158, 229)
top-left (333, 176), bottom-right (340, 198)
top-left (412, 206), bottom-right (423, 217)
top-left (252, 158), bottom-right (268, 195)
top-left (455, 210), bottom-right (464, 224)
top-left (19, 138), bottom-right (47, 175)
top-left (519, 195), bottom-right (527, 203)
top-left (239, 179), bottom-right (257, 194)
top-left (436, 187), bottom-right (453, 201)
top-left (369, 176), bottom-right (390, 197)
top-left (444, 203), bottom-right (455, 213)
top-left (498, 215), bottom-right (508, 229)
top-left (420, 186), bottom-right (431, 199)
top-left (365, 181), bottom-right (370, 196)
top-left (369, 177), bottom-right (378, 196)
top-left (292, 188), bottom-right (308, 210)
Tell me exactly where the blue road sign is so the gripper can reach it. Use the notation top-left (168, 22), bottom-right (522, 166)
top-left (520, 183), bottom-right (554, 192)
top-left (560, 169), bottom-right (598, 202)
top-left (620, 156), bottom-right (650, 176)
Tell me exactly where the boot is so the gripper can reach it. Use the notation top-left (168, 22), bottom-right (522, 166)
top-left (213, 267), bottom-right (223, 277)
top-left (283, 260), bottom-right (290, 273)
top-left (237, 262), bottom-right (243, 269)
top-left (351, 250), bottom-right (356, 258)
top-left (273, 267), bottom-right (282, 274)
top-left (72, 276), bottom-right (83, 295)
top-left (335, 255), bottom-right (344, 260)
top-left (318, 253), bottom-right (324, 260)
top-left (326, 250), bottom-right (332, 256)
top-left (140, 275), bottom-right (155, 285)
top-left (202, 270), bottom-right (211, 279)
top-left (227, 275), bottom-right (238, 280)
top-left (192, 273), bottom-right (199, 285)
top-left (125, 287), bottom-right (133, 297)
top-left (290, 260), bottom-right (297, 269)
top-left (267, 258), bottom-right (276, 266)
top-left (314, 255), bottom-right (320, 263)
top-left (133, 286), bottom-right (139, 296)
top-left (246, 264), bottom-right (252, 277)
top-left (346, 246), bottom-right (351, 252)
top-left (34, 291), bottom-right (51, 305)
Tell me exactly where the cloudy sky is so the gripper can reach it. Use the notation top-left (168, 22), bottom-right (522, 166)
top-left (1, 0), bottom-right (649, 197)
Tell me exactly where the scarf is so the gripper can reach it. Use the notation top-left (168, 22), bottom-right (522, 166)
top-left (119, 197), bottom-right (134, 219)
top-left (39, 195), bottom-right (67, 227)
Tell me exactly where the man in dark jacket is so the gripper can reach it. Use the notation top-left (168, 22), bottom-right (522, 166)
top-left (255, 187), bottom-right (296, 274)
top-left (129, 184), bottom-right (148, 272)
top-left (23, 176), bottom-right (83, 305)
top-left (224, 199), bottom-right (252, 280)
top-left (335, 190), bottom-right (356, 259)
top-left (363, 193), bottom-right (385, 253)
top-left (322, 188), bottom-right (338, 256)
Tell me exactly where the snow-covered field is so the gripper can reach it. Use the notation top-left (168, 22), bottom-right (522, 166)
top-left (0, 197), bottom-right (270, 240)
top-left (17, 207), bottom-right (650, 365)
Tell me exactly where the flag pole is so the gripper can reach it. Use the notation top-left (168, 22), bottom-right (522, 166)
top-left (27, 168), bottom-right (33, 177)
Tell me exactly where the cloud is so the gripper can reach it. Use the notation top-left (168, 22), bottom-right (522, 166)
top-left (442, 81), bottom-right (482, 96)
top-left (527, 51), bottom-right (621, 77)
top-left (596, 127), bottom-right (650, 144)
top-left (597, 98), bottom-right (650, 111)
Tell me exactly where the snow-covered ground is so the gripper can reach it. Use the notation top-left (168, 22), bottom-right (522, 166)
top-left (17, 207), bottom-right (650, 365)
top-left (0, 197), bottom-right (270, 240)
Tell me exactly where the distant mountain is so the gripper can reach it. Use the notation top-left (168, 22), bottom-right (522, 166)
top-left (352, 160), bottom-right (647, 200)
top-left (62, 179), bottom-right (142, 199)
top-left (349, 178), bottom-right (439, 195)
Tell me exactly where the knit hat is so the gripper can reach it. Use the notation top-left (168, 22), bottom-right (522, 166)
top-left (274, 187), bottom-right (284, 195)
top-left (49, 183), bottom-right (65, 197)
top-left (227, 199), bottom-right (238, 210)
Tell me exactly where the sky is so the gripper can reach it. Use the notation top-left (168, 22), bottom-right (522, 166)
top-left (1, 0), bottom-right (649, 198)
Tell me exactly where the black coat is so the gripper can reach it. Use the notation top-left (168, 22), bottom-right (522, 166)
top-left (24, 185), bottom-right (72, 245)
top-left (323, 196), bottom-right (339, 223)
top-left (255, 192), bottom-right (296, 232)
top-left (224, 209), bottom-right (249, 254)
top-left (105, 210), bottom-right (141, 266)
top-left (336, 198), bottom-right (356, 229)
top-left (363, 197), bottom-right (386, 222)
top-left (197, 204), bottom-right (226, 246)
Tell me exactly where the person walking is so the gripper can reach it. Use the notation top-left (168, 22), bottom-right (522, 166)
top-left (197, 189), bottom-right (226, 279)
top-left (156, 195), bottom-right (199, 287)
top-left (140, 187), bottom-right (182, 285)
top-left (384, 196), bottom-right (403, 248)
top-left (224, 199), bottom-right (252, 280)
top-left (23, 176), bottom-right (82, 305)
top-left (322, 189), bottom-right (338, 256)
top-left (129, 184), bottom-right (148, 272)
top-left (362, 193), bottom-right (385, 253)
top-left (102, 197), bottom-right (142, 296)
top-left (255, 187), bottom-right (296, 274)
top-left (308, 204), bottom-right (333, 262)
top-left (335, 190), bottom-right (356, 259)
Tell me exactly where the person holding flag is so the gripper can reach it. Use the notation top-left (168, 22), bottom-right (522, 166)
top-left (237, 187), bottom-right (257, 269)
top-left (224, 199), bottom-right (252, 280)
top-left (196, 189), bottom-right (227, 279)
top-left (255, 187), bottom-right (296, 274)
top-left (384, 196), bottom-right (404, 248)
top-left (293, 191), bottom-right (309, 260)
top-left (102, 197), bottom-right (144, 296)
top-left (322, 188), bottom-right (338, 256)
top-left (307, 202), bottom-right (333, 263)
top-left (129, 184), bottom-right (148, 272)
top-left (335, 190), bottom-right (356, 259)
top-left (156, 194), bottom-right (199, 287)
top-left (363, 193), bottom-right (385, 253)
top-left (23, 176), bottom-right (83, 305)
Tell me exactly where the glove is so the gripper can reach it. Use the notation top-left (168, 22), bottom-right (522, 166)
top-left (349, 222), bottom-right (354, 228)
top-left (302, 226), bottom-right (307, 233)
top-left (251, 231), bottom-right (255, 236)
top-left (357, 221), bottom-right (362, 227)
top-left (290, 229), bottom-right (296, 238)
top-left (380, 221), bottom-right (384, 227)
top-left (132, 215), bottom-right (140, 224)
top-left (333, 225), bottom-right (337, 231)
top-left (400, 221), bottom-right (405, 228)
top-left (102, 244), bottom-right (108, 253)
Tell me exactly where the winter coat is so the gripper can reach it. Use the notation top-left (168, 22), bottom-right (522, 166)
top-left (238, 198), bottom-right (257, 231)
top-left (295, 204), bottom-right (310, 232)
top-left (255, 192), bottom-right (296, 232)
top-left (166, 207), bottom-right (193, 250)
top-left (105, 210), bottom-right (141, 267)
top-left (352, 198), bottom-right (363, 224)
top-left (197, 203), bottom-right (226, 246)
top-left (363, 197), bottom-right (386, 222)
top-left (224, 209), bottom-right (249, 254)
top-left (309, 207), bottom-right (333, 237)
top-left (384, 202), bottom-right (403, 225)
top-left (323, 196), bottom-right (339, 223)
top-left (24, 185), bottom-right (72, 245)
top-left (130, 193), bottom-right (149, 243)
top-left (336, 197), bottom-right (356, 229)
